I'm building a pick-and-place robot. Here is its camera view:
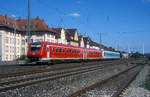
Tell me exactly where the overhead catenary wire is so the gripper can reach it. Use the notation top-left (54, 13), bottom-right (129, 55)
top-left (36, 0), bottom-right (67, 27)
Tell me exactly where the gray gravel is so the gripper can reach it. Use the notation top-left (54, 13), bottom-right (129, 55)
top-left (0, 63), bottom-right (134, 97)
top-left (121, 65), bottom-right (150, 97)
top-left (79, 65), bottom-right (141, 97)
top-left (122, 87), bottom-right (150, 97)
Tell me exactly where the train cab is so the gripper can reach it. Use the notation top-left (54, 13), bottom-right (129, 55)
top-left (27, 42), bottom-right (47, 62)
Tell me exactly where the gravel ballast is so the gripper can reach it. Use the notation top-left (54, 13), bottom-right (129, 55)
top-left (122, 65), bottom-right (150, 97)
top-left (0, 63), bottom-right (135, 97)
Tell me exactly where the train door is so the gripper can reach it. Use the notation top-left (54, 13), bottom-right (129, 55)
top-left (83, 48), bottom-right (87, 60)
top-left (46, 45), bottom-right (50, 59)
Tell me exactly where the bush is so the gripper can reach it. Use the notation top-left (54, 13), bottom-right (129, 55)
top-left (144, 73), bottom-right (150, 90)
top-left (18, 55), bottom-right (27, 60)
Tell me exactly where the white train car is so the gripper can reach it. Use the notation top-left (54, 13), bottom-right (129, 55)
top-left (102, 50), bottom-right (121, 59)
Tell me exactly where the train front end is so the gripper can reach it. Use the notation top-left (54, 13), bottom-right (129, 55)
top-left (27, 42), bottom-right (45, 62)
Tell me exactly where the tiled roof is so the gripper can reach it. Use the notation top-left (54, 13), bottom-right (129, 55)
top-left (17, 18), bottom-right (57, 33)
top-left (0, 15), bottom-right (15, 28)
top-left (51, 28), bottom-right (62, 33)
top-left (65, 28), bottom-right (77, 36)
top-left (0, 15), bottom-right (58, 34)
top-left (65, 28), bottom-right (78, 41)
top-left (51, 28), bottom-right (62, 38)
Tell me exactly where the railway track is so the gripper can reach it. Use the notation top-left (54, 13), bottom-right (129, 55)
top-left (68, 64), bottom-right (143, 97)
top-left (0, 59), bottom-right (134, 75)
top-left (0, 60), bottom-right (127, 93)
top-left (111, 66), bottom-right (143, 97)
top-left (0, 59), bottom-right (127, 78)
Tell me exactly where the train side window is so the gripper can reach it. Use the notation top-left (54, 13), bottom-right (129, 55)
top-left (52, 48), bottom-right (55, 52)
top-left (62, 49), bottom-right (64, 52)
top-left (56, 48), bottom-right (58, 52)
top-left (75, 50), bottom-right (77, 53)
top-left (63, 48), bottom-right (66, 53)
top-left (59, 48), bottom-right (61, 52)
top-left (46, 47), bottom-right (49, 51)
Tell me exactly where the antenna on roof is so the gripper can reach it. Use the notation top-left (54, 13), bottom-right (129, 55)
top-left (59, 16), bottom-right (64, 27)
top-left (142, 43), bottom-right (145, 55)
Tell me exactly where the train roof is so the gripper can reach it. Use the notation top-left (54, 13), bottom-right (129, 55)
top-left (30, 41), bottom-right (100, 51)
top-left (103, 50), bottom-right (120, 54)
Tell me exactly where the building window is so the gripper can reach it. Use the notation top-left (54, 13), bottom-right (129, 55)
top-left (18, 39), bottom-right (20, 45)
top-left (10, 47), bottom-right (12, 53)
top-left (21, 48), bottom-right (25, 54)
top-left (11, 38), bottom-right (13, 44)
top-left (56, 48), bottom-right (58, 52)
top-left (5, 37), bottom-right (9, 44)
top-left (21, 40), bottom-right (25, 45)
top-left (10, 55), bottom-right (12, 59)
top-left (5, 46), bottom-right (9, 52)
top-left (17, 47), bottom-right (19, 53)
top-left (51, 35), bottom-right (55, 38)
top-left (11, 33), bottom-right (13, 36)
top-left (6, 55), bottom-right (8, 60)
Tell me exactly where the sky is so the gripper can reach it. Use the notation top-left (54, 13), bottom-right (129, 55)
top-left (0, 0), bottom-right (150, 53)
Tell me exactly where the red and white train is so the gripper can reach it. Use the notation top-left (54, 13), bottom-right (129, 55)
top-left (27, 41), bottom-right (102, 64)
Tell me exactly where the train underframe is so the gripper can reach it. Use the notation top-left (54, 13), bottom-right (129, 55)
top-left (27, 56), bottom-right (101, 65)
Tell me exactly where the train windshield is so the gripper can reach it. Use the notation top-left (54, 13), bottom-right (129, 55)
top-left (30, 42), bottom-right (41, 53)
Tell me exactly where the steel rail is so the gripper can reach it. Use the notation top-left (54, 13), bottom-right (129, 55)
top-left (0, 60), bottom-right (123, 79)
top-left (0, 61), bottom-right (120, 93)
top-left (68, 64), bottom-right (142, 97)
top-left (111, 65), bottom-right (144, 97)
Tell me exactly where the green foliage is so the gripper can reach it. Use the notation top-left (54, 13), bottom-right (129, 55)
top-left (130, 52), bottom-right (144, 58)
top-left (148, 56), bottom-right (150, 60)
top-left (17, 55), bottom-right (28, 61)
top-left (144, 73), bottom-right (150, 90)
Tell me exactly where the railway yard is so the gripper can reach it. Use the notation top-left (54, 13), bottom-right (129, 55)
top-left (1, 0), bottom-right (150, 97)
top-left (0, 59), bottom-right (149, 97)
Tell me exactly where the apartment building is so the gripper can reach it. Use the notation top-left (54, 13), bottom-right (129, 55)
top-left (17, 18), bottom-right (57, 43)
top-left (0, 16), bottom-right (57, 61)
top-left (0, 16), bottom-right (23, 61)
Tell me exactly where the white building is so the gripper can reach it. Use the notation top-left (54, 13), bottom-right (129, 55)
top-left (52, 28), bottom-right (68, 45)
top-left (0, 16), bottom-right (58, 61)
top-left (52, 28), bottom-right (79, 46)
top-left (0, 16), bottom-right (23, 61)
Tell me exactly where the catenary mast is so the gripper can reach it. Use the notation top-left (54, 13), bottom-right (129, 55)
top-left (27, 0), bottom-right (31, 43)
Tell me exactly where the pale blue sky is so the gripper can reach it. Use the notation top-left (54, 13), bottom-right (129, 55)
top-left (0, 0), bottom-right (150, 53)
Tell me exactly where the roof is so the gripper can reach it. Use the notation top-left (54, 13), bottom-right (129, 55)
top-left (32, 41), bottom-right (100, 51)
top-left (52, 28), bottom-right (79, 42)
top-left (51, 28), bottom-right (62, 38)
top-left (65, 28), bottom-right (77, 36)
top-left (17, 18), bottom-right (57, 33)
top-left (0, 15), bottom-right (15, 29)
top-left (0, 15), bottom-right (58, 35)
